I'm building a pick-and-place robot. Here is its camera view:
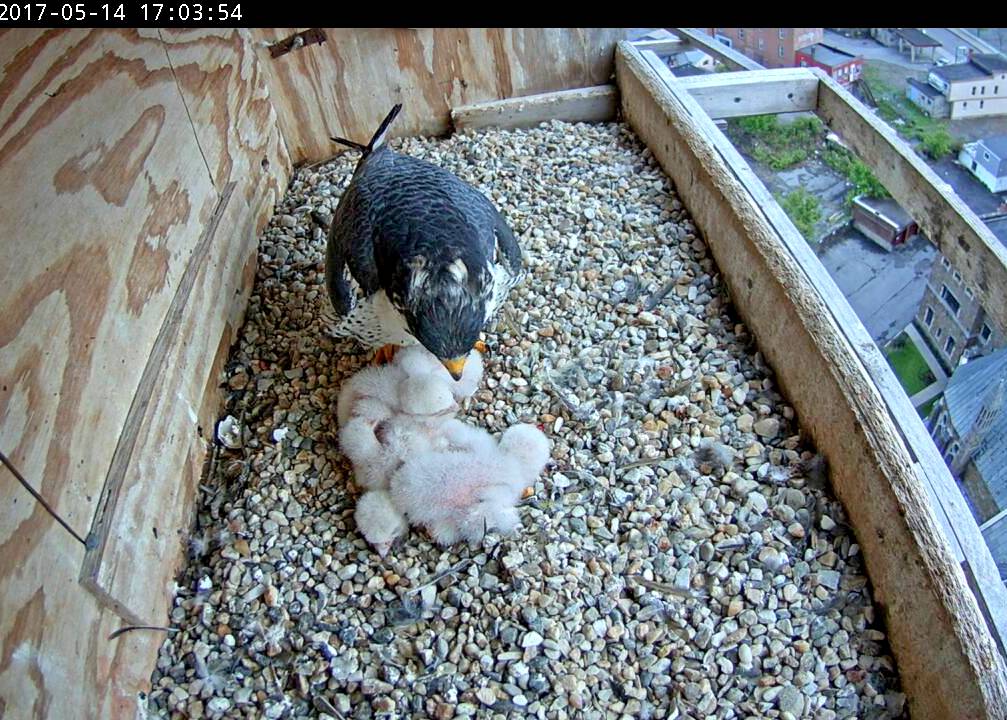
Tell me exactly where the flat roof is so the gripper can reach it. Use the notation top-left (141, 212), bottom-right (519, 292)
top-left (799, 43), bottom-right (858, 67)
top-left (896, 28), bottom-right (941, 47)
top-left (853, 195), bottom-right (914, 228)
top-left (973, 53), bottom-right (1007, 73)
top-left (907, 77), bottom-right (943, 99)
top-left (933, 62), bottom-right (990, 82)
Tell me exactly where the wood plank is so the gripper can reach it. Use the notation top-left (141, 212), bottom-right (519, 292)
top-left (668, 66), bottom-right (821, 118)
top-left (0, 28), bottom-right (220, 718)
top-left (668, 27), bottom-right (764, 71)
top-left (815, 72), bottom-right (1007, 337)
top-left (79, 28), bottom-right (290, 624)
top-left (251, 28), bottom-right (628, 165)
top-left (639, 45), bottom-right (1007, 655)
top-left (616, 40), bottom-right (1007, 719)
top-left (451, 85), bottom-right (617, 131)
top-left (629, 38), bottom-right (685, 56)
top-left (638, 50), bottom-right (969, 565)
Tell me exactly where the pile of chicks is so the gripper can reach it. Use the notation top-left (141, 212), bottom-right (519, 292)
top-left (337, 345), bottom-right (551, 557)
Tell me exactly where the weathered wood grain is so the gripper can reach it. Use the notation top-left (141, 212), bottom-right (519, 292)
top-left (80, 27), bottom-right (290, 627)
top-left (0, 28), bottom-right (222, 718)
top-left (250, 28), bottom-right (627, 165)
top-left (452, 85), bottom-right (618, 132)
top-left (667, 66), bottom-right (820, 118)
top-left (616, 40), bottom-right (1007, 719)
top-left (0, 28), bottom-right (287, 718)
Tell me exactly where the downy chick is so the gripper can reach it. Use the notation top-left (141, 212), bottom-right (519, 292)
top-left (498, 423), bottom-right (552, 491)
top-left (341, 373), bottom-right (457, 490)
top-left (337, 363), bottom-right (406, 426)
top-left (389, 451), bottom-right (523, 546)
top-left (394, 344), bottom-right (484, 401)
top-left (354, 489), bottom-right (407, 557)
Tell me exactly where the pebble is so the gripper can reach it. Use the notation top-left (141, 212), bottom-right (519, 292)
top-left (147, 120), bottom-right (906, 720)
top-left (777, 685), bottom-right (806, 717)
top-left (754, 417), bottom-right (781, 438)
top-left (522, 631), bottom-right (544, 648)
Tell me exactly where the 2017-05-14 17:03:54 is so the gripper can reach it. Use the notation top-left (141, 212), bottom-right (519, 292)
top-left (0, 2), bottom-right (242, 20)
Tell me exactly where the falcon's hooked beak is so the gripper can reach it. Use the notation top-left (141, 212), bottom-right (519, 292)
top-left (442, 356), bottom-right (467, 381)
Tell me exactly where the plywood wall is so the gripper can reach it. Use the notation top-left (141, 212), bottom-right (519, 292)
top-left (0, 27), bottom-right (624, 717)
top-left (251, 27), bottom-right (627, 165)
top-left (0, 29), bottom-right (288, 718)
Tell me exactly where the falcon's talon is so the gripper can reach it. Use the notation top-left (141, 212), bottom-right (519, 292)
top-left (372, 344), bottom-right (401, 366)
top-left (474, 340), bottom-right (488, 354)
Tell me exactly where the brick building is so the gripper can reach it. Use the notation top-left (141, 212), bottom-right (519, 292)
top-left (915, 254), bottom-right (1005, 372)
top-left (795, 44), bottom-right (863, 85)
top-left (707, 28), bottom-right (822, 69)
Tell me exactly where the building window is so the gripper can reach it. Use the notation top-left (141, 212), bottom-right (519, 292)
top-left (981, 86), bottom-right (986, 95)
top-left (758, 38), bottom-right (764, 50)
top-left (972, 86), bottom-right (977, 95)
top-left (980, 100), bottom-right (985, 109)
top-left (941, 284), bottom-right (961, 315)
top-left (996, 85), bottom-right (999, 94)
top-left (739, 29), bottom-right (746, 39)
top-left (779, 29), bottom-right (785, 39)
top-left (925, 306), bottom-right (934, 326)
top-left (966, 286), bottom-right (974, 299)
top-left (964, 101), bottom-right (969, 108)
top-left (944, 335), bottom-right (956, 356)
top-left (947, 442), bottom-right (960, 465)
top-left (780, 46), bottom-right (785, 59)
top-left (953, 270), bottom-right (962, 283)
top-left (981, 323), bottom-right (992, 342)
top-left (942, 256), bottom-right (951, 268)
top-left (936, 327), bottom-right (944, 339)
top-left (986, 152), bottom-right (992, 161)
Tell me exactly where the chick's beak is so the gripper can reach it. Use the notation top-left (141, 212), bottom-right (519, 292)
top-left (442, 356), bottom-right (467, 382)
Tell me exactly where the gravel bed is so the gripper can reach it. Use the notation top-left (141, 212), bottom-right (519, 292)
top-left (148, 121), bottom-right (907, 720)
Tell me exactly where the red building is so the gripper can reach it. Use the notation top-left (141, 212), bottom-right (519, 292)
top-left (795, 43), bottom-right (863, 85)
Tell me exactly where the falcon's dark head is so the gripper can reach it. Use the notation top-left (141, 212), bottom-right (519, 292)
top-left (399, 256), bottom-right (488, 380)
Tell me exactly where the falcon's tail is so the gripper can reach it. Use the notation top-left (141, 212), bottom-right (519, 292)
top-left (331, 104), bottom-right (403, 156)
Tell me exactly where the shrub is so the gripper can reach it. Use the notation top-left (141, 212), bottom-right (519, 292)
top-left (778, 188), bottom-right (822, 240)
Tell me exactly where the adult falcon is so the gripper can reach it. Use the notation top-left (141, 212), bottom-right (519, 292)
top-left (325, 104), bottom-right (524, 380)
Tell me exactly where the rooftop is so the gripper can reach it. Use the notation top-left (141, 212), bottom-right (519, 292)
top-left (972, 53), bottom-right (1007, 74)
top-left (853, 195), bottom-right (915, 228)
top-left (799, 43), bottom-right (858, 67)
top-left (896, 28), bottom-right (941, 47)
top-left (944, 348), bottom-right (1007, 507)
top-left (933, 62), bottom-right (991, 83)
top-left (978, 134), bottom-right (1007, 161)
top-left (668, 63), bottom-right (713, 77)
top-left (987, 216), bottom-right (1007, 247)
top-left (907, 77), bottom-right (943, 99)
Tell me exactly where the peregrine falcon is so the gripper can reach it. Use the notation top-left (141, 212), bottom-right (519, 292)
top-left (325, 104), bottom-right (524, 379)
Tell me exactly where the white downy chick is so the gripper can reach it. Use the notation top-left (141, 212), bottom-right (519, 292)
top-left (354, 489), bottom-right (407, 557)
top-left (397, 374), bottom-right (457, 417)
top-left (390, 450), bottom-right (524, 546)
top-left (337, 364), bottom-right (406, 426)
top-left (498, 424), bottom-right (551, 490)
top-left (339, 417), bottom-right (389, 490)
top-left (393, 344), bottom-right (484, 401)
top-left (440, 418), bottom-right (498, 455)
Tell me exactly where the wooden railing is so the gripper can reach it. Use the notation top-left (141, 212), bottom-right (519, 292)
top-left (618, 30), bottom-right (1007, 719)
